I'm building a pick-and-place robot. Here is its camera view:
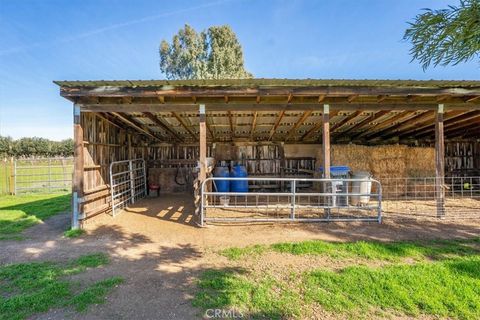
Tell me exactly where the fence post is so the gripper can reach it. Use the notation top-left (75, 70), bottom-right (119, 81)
top-left (129, 160), bottom-right (135, 204)
top-left (48, 158), bottom-right (52, 193)
top-left (290, 180), bottom-right (296, 220)
top-left (12, 158), bottom-right (16, 195)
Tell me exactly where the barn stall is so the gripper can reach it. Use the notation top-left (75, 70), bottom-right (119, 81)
top-left (54, 79), bottom-right (480, 228)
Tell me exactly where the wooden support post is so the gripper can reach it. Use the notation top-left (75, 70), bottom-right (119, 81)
top-left (322, 104), bottom-right (331, 179)
top-left (435, 104), bottom-right (445, 218)
top-left (199, 104), bottom-right (207, 183)
top-left (322, 104), bottom-right (331, 218)
top-left (72, 104), bottom-right (84, 229)
top-left (127, 133), bottom-right (133, 159)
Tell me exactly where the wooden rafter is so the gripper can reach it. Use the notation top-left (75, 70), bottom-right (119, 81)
top-left (412, 111), bottom-right (480, 138)
top-left (370, 111), bottom-right (433, 139)
top-left (144, 112), bottom-right (183, 142)
top-left (355, 111), bottom-right (413, 139)
top-left (330, 110), bottom-right (363, 133)
top-left (347, 95), bottom-right (358, 103)
top-left (377, 95), bottom-right (388, 103)
top-left (112, 112), bottom-right (162, 141)
top-left (301, 110), bottom-right (339, 141)
top-left (250, 111), bottom-right (258, 140)
top-left (171, 112), bottom-right (197, 141)
top-left (318, 94), bottom-right (326, 102)
top-left (340, 110), bottom-right (389, 135)
top-left (285, 110), bottom-right (312, 141)
top-left (268, 110), bottom-right (285, 141)
top-left (399, 110), bottom-right (465, 138)
top-left (287, 94), bottom-right (293, 103)
top-left (466, 96), bottom-right (480, 103)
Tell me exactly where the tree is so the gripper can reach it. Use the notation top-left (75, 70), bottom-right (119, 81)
top-left (404, 0), bottom-right (480, 70)
top-left (159, 24), bottom-right (252, 79)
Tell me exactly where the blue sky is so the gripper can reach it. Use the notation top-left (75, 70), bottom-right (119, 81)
top-left (0, 0), bottom-right (478, 140)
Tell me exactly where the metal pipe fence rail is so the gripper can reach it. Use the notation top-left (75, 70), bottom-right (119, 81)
top-left (109, 159), bottom-right (147, 217)
top-left (200, 177), bottom-right (382, 226)
top-left (377, 176), bottom-right (480, 219)
top-left (13, 158), bottom-right (73, 194)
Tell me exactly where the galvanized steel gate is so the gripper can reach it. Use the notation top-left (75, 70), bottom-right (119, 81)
top-left (200, 177), bottom-right (383, 226)
top-left (109, 159), bottom-right (147, 216)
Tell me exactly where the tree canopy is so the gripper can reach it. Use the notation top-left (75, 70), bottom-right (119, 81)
top-left (404, 0), bottom-right (480, 70)
top-left (0, 136), bottom-right (73, 158)
top-left (159, 24), bottom-right (252, 80)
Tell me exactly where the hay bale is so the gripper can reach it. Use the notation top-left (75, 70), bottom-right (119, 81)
top-left (406, 147), bottom-right (435, 177)
top-left (315, 144), bottom-right (435, 182)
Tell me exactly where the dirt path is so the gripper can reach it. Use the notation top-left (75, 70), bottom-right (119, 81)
top-left (0, 195), bottom-right (479, 319)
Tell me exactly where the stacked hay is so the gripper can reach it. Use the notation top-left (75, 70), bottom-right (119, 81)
top-left (315, 144), bottom-right (435, 195)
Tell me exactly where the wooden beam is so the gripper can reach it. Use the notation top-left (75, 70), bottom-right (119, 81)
top-left (61, 84), bottom-right (480, 98)
top-left (435, 104), bottom-right (445, 218)
top-left (112, 112), bottom-right (162, 141)
top-left (96, 112), bottom-right (123, 129)
top-left (330, 110), bottom-right (363, 133)
top-left (268, 110), bottom-right (285, 141)
top-left (157, 96), bottom-right (165, 104)
top-left (172, 112), bottom-right (197, 141)
top-left (250, 111), bottom-right (258, 140)
top-left (199, 104), bottom-right (207, 183)
top-left (144, 112), bottom-right (183, 142)
top-left (444, 122), bottom-right (480, 138)
top-left (79, 102), bottom-right (480, 113)
top-left (72, 104), bottom-right (84, 229)
top-left (318, 94), bottom-right (326, 103)
top-left (285, 110), bottom-right (312, 141)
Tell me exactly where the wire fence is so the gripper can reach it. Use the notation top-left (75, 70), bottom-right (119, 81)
top-left (377, 176), bottom-right (480, 220)
top-left (3, 157), bottom-right (74, 194)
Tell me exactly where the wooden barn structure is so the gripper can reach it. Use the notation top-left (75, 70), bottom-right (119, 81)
top-left (55, 79), bottom-right (480, 228)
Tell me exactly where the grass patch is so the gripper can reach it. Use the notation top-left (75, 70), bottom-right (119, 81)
top-left (220, 238), bottom-right (480, 262)
top-left (193, 269), bottom-right (301, 319)
top-left (304, 257), bottom-right (480, 319)
top-left (220, 245), bottom-right (266, 261)
top-left (0, 193), bottom-right (71, 240)
top-left (64, 228), bottom-right (84, 238)
top-left (202, 238), bottom-right (480, 319)
top-left (0, 253), bottom-right (121, 320)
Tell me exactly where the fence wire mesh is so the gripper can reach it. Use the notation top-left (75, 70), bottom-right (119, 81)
top-left (13, 158), bottom-right (73, 194)
top-left (378, 176), bottom-right (480, 220)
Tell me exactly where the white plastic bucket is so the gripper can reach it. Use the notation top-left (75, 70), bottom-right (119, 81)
top-left (350, 171), bottom-right (372, 206)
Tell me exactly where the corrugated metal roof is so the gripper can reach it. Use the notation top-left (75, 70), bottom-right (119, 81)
top-left (54, 78), bottom-right (480, 88)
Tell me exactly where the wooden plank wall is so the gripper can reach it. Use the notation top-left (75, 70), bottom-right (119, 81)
top-left (81, 113), bottom-right (146, 221)
top-left (445, 141), bottom-right (480, 176)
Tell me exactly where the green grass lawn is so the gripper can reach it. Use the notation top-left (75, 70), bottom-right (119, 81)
top-left (196, 238), bottom-right (480, 319)
top-left (0, 253), bottom-right (122, 320)
top-left (0, 193), bottom-right (71, 240)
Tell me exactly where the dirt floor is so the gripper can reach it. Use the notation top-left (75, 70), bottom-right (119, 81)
top-left (0, 193), bottom-right (479, 319)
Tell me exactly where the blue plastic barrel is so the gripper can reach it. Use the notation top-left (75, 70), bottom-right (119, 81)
top-left (318, 166), bottom-right (350, 178)
top-left (213, 166), bottom-right (230, 192)
top-left (230, 165), bottom-right (249, 192)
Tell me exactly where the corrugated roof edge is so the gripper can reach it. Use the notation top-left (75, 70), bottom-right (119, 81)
top-left (53, 78), bottom-right (480, 88)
